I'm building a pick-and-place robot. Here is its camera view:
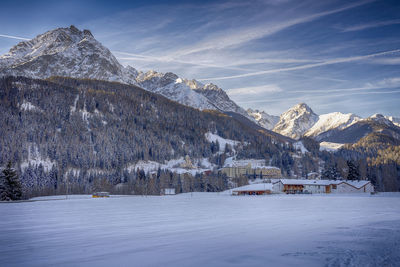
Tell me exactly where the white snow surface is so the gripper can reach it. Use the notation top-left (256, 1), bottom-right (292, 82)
top-left (232, 183), bottom-right (273, 192)
top-left (222, 158), bottom-right (279, 169)
top-left (1, 193), bottom-right (400, 267)
top-left (368, 114), bottom-right (397, 127)
top-left (320, 141), bottom-right (345, 151)
top-left (20, 144), bottom-right (56, 172)
top-left (305, 112), bottom-right (361, 137)
top-left (205, 132), bottom-right (241, 152)
top-left (20, 100), bottom-right (42, 112)
top-left (293, 141), bottom-right (309, 154)
top-left (385, 115), bottom-right (400, 127)
top-left (125, 157), bottom-right (214, 175)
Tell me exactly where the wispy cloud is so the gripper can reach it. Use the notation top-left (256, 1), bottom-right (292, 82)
top-left (369, 57), bottom-right (400, 65)
top-left (342, 19), bottom-right (400, 32)
top-left (171, 0), bottom-right (375, 57)
top-left (0, 34), bottom-right (30, 41)
top-left (198, 49), bottom-right (400, 81)
top-left (227, 84), bottom-right (282, 96)
top-left (113, 51), bottom-right (251, 71)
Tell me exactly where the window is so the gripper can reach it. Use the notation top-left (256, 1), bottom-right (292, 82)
top-left (332, 185), bottom-right (337, 189)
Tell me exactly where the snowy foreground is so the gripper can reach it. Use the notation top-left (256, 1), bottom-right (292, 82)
top-left (1, 193), bottom-right (400, 267)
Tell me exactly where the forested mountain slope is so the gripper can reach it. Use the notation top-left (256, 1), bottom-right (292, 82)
top-left (0, 76), bottom-right (297, 196)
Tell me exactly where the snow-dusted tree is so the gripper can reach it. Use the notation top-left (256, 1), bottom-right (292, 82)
top-left (0, 162), bottom-right (22, 201)
top-left (322, 165), bottom-right (340, 180)
top-left (347, 160), bottom-right (360, 181)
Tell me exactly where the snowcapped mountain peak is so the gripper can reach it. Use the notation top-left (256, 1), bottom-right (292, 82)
top-left (0, 25), bottom-right (138, 84)
top-left (203, 83), bottom-right (223, 91)
top-left (175, 77), bottom-right (183, 84)
top-left (182, 79), bottom-right (204, 90)
top-left (247, 108), bottom-right (279, 130)
top-left (304, 112), bottom-right (361, 138)
top-left (273, 103), bottom-right (319, 139)
top-left (294, 102), bottom-right (313, 112)
top-left (385, 115), bottom-right (400, 127)
top-left (367, 113), bottom-right (395, 127)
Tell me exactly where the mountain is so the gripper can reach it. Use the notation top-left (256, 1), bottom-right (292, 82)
top-left (304, 112), bottom-right (361, 140)
top-left (135, 71), bottom-right (214, 110)
top-left (247, 109), bottom-right (280, 130)
top-left (0, 76), bottom-right (298, 196)
top-left (0, 25), bottom-right (253, 117)
top-left (273, 103), bottom-right (319, 140)
top-left (0, 25), bottom-right (138, 84)
top-left (192, 82), bottom-right (250, 118)
top-left (318, 114), bottom-right (400, 144)
top-left (386, 116), bottom-right (400, 127)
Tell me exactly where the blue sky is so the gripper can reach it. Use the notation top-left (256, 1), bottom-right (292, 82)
top-left (1, 0), bottom-right (399, 117)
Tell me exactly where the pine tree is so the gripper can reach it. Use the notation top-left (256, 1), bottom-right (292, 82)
top-left (322, 165), bottom-right (340, 180)
top-left (0, 162), bottom-right (22, 201)
top-left (347, 160), bottom-right (360, 181)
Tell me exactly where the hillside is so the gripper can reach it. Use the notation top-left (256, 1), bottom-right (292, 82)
top-left (0, 76), bottom-right (296, 196)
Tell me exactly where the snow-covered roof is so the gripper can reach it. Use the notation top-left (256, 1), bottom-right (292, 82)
top-left (338, 180), bottom-right (371, 189)
top-left (278, 179), bottom-right (326, 185)
top-left (223, 158), bottom-right (279, 170)
top-left (232, 183), bottom-right (273, 192)
top-left (277, 179), bottom-right (371, 188)
top-left (254, 166), bottom-right (280, 170)
top-left (224, 159), bottom-right (265, 168)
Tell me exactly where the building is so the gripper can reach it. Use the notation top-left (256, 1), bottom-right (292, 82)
top-left (161, 188), bottom-right (176, 195)
top-left (232, 183), bottom-right (273, 195)
top-left (180, 155), bottom-right (195, 169)
top-left (332, 180), bottom-right (374, 193)
top-left (272, 179), bottom-right (374, 194)
top-left (221, 162), bottom-right (281, 179)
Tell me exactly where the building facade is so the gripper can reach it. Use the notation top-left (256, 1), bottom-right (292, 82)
top-left (272, 179), bottom-right (374, 194)
top-left (221, 163), bottom-right (282, 179)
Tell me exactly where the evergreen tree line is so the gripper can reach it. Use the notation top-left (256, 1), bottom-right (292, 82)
top-left (0, 162), bottom-right (22, 201)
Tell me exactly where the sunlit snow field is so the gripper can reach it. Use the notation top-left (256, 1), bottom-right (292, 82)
top-left (1, 193), bottom-right (400, 267)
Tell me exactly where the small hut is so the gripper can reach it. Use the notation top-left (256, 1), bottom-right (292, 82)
top-left (161, 188), bottom-right (176, 195)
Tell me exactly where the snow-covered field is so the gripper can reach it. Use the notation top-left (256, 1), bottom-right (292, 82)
top-left (1, 193), bottom-right (400, 267)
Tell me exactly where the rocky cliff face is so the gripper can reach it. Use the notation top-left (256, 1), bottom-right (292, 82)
top-left (273, 103), bottom-right (319, 140)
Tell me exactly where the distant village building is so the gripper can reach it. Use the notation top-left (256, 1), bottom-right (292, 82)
top-left (161, 188), bottom-right (176, 195)
top-left (180, 155), bottom-right (194, 169)
top-left (221, 163), bottom-right (282, 179)
top-left (232, 183), bottom-right (273, 195)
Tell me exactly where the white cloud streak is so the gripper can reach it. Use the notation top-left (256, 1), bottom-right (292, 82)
top-left (342, 19), bottom-right (400, 32)
top-left (0, 34), bottom-right (30, 41)
top-left (370, 57), bottom-right (400, 65)
top-left (198, 49), bottom-right (400, 81)
top-left (113, 50), bottom-right (251, 71)
top-left (227, 84), bottom-right (283, 96)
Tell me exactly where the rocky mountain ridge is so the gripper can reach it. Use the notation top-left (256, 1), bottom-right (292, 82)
top-left (0, 25), bottom-right (251, 119)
